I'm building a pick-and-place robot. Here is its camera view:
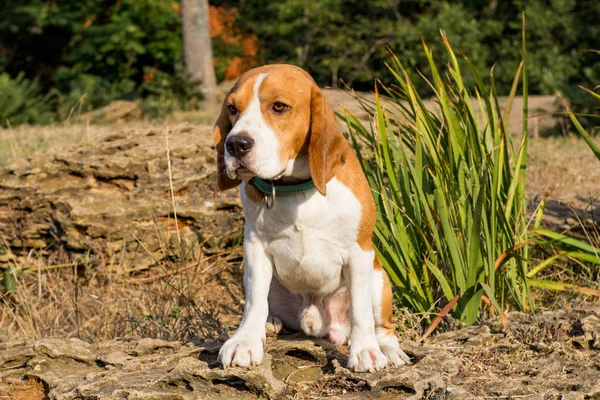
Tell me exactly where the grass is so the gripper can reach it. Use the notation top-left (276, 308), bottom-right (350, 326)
top-left (527, 59), bottom-right (600, 297)
top-left (0, 124), bottom-right (243, 342)
top-left (0, 122), bottom-right (105, 167)
top-left (345, 26), bottom-right (600, 326)
top-left (345, 31), bottom-right (531, 324)
top-left (0, 104), bottom-right (220, 168)
top-left (0, 235), bottom-right (238, 342)
top-left (563, 96), bottom-right (600, 162)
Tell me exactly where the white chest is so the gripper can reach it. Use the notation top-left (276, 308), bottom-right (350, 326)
top-left (241, 179), bottom-right (362, 296)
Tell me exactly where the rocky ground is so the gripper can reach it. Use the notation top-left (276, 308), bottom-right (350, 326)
top-left (1, 91), bottom-right (600, 399)
top-left (2, 306), bottom-right (600, 399)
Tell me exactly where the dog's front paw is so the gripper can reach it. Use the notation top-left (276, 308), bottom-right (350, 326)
top-left (347, 346), bottom-right (387, 372)
top-left (380, 344), bottom-right (411, 366)
top-left (218, 336), bottom-right (264, 368)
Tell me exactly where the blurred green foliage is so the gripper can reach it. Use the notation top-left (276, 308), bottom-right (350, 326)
top-left (0, 0), bottom-right (199, 126)
top-left (229, 0), bottom-right (599, 96)
top-left (229, 0), bottom-right (599, 131)
top-left (0, 72), bottom-right (55, 126)
top-left (0, 0), bottom-right (598, 127)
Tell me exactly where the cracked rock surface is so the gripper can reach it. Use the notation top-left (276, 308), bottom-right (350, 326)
top-left (1, 112), bottom-right (600, 400)
top-left (0, 125), bottom-right (243, 269)
top-left (2, 306), bottom-right (600, 400)
top-left (0, 335), bottom-right (462, 400)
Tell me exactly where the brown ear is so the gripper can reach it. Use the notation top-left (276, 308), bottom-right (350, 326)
top-left (213, 106), bottom-right (241, 191)
top-left (308, 86), bottom-right (348, 195)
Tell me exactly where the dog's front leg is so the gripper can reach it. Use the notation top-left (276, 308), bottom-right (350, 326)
top-left (347, 248), bottom-right (388, 372)
top-left (219, 229), bottom-right (273, 368)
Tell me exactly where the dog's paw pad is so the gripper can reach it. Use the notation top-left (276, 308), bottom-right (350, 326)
top-left (380, 344), bottom-right (411, 366)
top-left (347, 346), bottom-right (388, 372)
top-left (218, 337), bottom-right (264, 368)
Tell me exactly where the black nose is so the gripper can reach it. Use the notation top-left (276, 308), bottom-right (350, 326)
top-left (225, 135), bottom-right (255, 158)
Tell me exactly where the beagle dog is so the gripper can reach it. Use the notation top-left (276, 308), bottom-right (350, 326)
top-left (213, 64), bottom-right (410, 372)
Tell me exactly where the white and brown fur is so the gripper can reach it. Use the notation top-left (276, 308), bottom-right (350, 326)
top-left (213, 64), bottom-right (409, 372)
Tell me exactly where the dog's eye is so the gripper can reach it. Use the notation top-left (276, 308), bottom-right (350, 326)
top-left (226, 104), bottom-right (238, 116)
top-left (272, 102), bottom-right (289, 113)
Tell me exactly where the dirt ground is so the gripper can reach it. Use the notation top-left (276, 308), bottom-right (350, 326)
top-left (1, 89), bottom-right (599, 399)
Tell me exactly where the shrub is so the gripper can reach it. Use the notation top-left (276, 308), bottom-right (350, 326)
top-left (138, 64), bottom-right (203, 118)
top-left (0, 1), bottom-right (259, 126)
top-left (52, 71), bottom-right (138, 120)
top-left (0, 72), bottom-right (55, 127)
top-left (0, 0), bottom-right (202, 125)
top-left (346, 30), bottom-right (600, 325)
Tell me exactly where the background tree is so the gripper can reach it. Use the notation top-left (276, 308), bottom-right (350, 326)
top-left (180, 0), bottom-right (217, 103)
top-left (0, 0), bottom-right (597, 127)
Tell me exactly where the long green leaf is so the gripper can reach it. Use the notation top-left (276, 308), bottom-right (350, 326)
top-left (560, 96), bottom-right (600, 162)
top-left (533, 229), bottom-right (600, 255)
top-left (529, 279), bottom-right (600, 297)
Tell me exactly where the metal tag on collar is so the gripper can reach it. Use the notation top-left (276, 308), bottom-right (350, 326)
top-left (264, 180), bottom-right (276, 210)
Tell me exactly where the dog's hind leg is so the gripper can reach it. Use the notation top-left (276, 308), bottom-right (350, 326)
top-left (267, 275), bottom-right (303, 335)
top-left (265, 315), bottom-right (283, 336)
top-left (324, 287), bottom-right (351, 345)
top-left (372, 258), bottom-right (411, 366)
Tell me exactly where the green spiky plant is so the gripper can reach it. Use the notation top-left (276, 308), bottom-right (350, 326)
top-left (562, 57), bottom-right (600, 163)
top-left (525, 52), bottom-right (600, 291)
top-left (345, 22), bottom-right (599, 326)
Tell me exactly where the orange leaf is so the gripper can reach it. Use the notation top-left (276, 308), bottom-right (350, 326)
top-left (420, 294), bottom-right (461, 342)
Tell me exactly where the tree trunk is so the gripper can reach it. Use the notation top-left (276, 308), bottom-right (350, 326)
top-left (180, 0), bottom-right (217, 102)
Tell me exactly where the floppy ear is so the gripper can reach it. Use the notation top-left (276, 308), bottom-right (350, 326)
top-left (213, 106), bottom-right (241, 191)
top-left (308, 86), bottom-right (348, 195)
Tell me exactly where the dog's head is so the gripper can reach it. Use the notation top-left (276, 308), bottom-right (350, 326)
top-left (213, 64), bottom-right (347, 195)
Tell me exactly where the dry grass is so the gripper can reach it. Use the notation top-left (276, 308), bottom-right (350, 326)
top-left (0, 119), bottom-right (244, 342)
top-left (0, 105), bottom-right (219, 168)
top-left (0, 123), bottom-right (106, 167)
top-left (527, 136), bottom-right (600, 305)
top-left (0, 238), bottom-right (243, 342)
top-left (528, 135), bottom-right (600, 205)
